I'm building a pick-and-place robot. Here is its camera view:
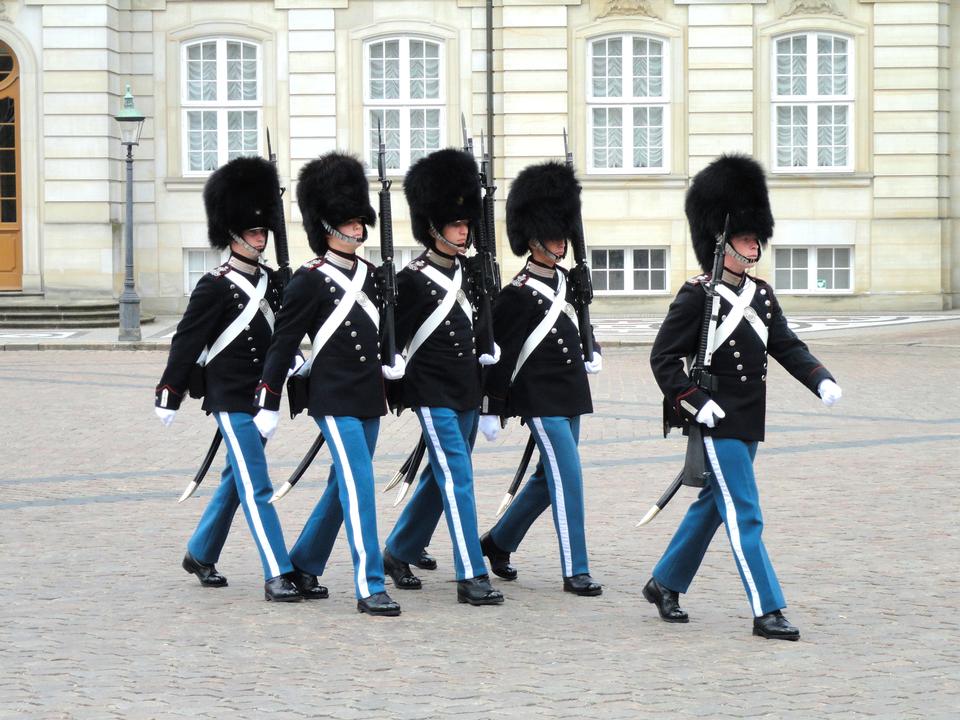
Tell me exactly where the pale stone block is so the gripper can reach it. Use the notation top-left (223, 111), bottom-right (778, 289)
top-left (503, 69), bottom-right (566, 92)
top-left (43, 71), bottom-right (110, 93)
top-left (502, 27), bottom-right (567, 50)
top-left (875, 132), bottom-right (943, 155)
top-left (874, 46), bottom-right (941, 69)
top-left (503, 134), bottom-right (569, 157)
top-left (873, 111), bottom-right (944, 134)
top-left (688, 134), bottom-right (753, 157)
top-left (289, 30), bottom-right (335, 53)
top-left (874, 2), bottom-right (942, 25)
top-left (502, 49), bottom-right (567, 71)
top-left (688, 90), bottom-right (753, 113)
top-left (290, 94), bottom-right (336, 116)
top-left (43, 49), bottom-right (112, 71)
top-left (44, 115), bottom-right (112, 135)
top-left (290, 51), bottom-right (335, 74)
top-left (689, 68), bottom-right (753, 92)
top-left (688, 26), bottom-right (753, 49)
top-left (45, 180), bottom-right (110, 203)
top-left (689, 112), bottom-right (753, 135)
top-left (874, 176), bottom-right (942, 198)
top-left (44, 158), bottom-right (111, 180)
top-left (43, 202), bottom-right (111, 224)
top-left (688, 46), bottom-right (753, 69)
top-left (502, 5), bottom-right (566, 27)
top-left (772, 186), bottom-right (872, 218)
top-left (503, 92), bottom-right (567, 114)
top-left (773, 219), bottom-right (857, 246)
top-left (874, 23), bottom-right (945, 47)
top-left (43, 92), bottom-right (111, 115)
top-left (502, 113), bottom-right (567, 136)
top-left (873, 196), bottom-right (940, 219)
top-left (131, 53), bottom-right (154, 76)
top-left (290, 115), bottom-right (336, 138)
top-left (43, 27), bottom-right (119, 51)
top-left (288, 9), bottom-right (335, 30)
top-left (291, 137), bottom-right (337, 159)
top-left (471, 49), bottom-right (488, 73)
top-left (687, 4), bottom-right (753, 26)
top-left (289, 73), bottom-right (336, 95)
top-left (42, 5), bottom-right (114, 27)
top-left (874, 90), bottom-right (942, 112)
top-left (874, 67), bottom-right (942, 91)
top-left (874, 154), bottom-right (941, 176)
top-left (130, 10), bottom-right (153, 32)
top-left (44, 223), bottom-right (114, 250)
top-left (131, 31), bottom-right (153, 54)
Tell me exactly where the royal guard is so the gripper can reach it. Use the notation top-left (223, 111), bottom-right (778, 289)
top-left (154, 156), bottom-right (301, 603)
top-left (252, 152), bottom-right (403, 617)
top-left (380, 148), bottom-right (504, 606)
top-left (643, 154), bottom-right (843, 640)
top-left (477, 161), bottom-right (603, 597)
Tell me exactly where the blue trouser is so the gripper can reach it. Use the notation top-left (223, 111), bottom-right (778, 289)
top-left (386, 407), bottom-right (487, 581)
top-left (289, 416), bottom-right (386, 600)
top-left (490, 416), bottom-right (590, 578)
top-left (653, 437), bottom-right (785, 617)
top-left (187, 412), bottom-right (294, 581)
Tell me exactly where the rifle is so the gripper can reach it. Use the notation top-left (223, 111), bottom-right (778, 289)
top-left (265, 128), bottom-right (292, 288)
top-left (636, 214), bottom-right (731, 527)
top-left (562, 128), bottom-right (594, 361)
top-left (377, 119), bottom-right (398, 365)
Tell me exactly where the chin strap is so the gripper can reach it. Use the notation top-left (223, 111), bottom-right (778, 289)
top-left (725, 242), bottom-right (760, 267)
top-left (322, 220), bottom-right (366, 247)
top-left (530, 238), bottom-right (567, 263)
top-left (229, 231), bottom-right (267, 258)
top-left (429, 221), bottom-right (470, 254)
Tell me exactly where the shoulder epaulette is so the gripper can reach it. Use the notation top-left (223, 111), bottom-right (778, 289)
top-left (407, 258), bottom-right (427, 271)
top-left (209, 262), bottom-right (230, 277)
top-left (687, 273), bottom-right (709, 285)
top-left (303, 257), bottom-right (325, 271)
top-left (511, 273), bottom-right (529, 288)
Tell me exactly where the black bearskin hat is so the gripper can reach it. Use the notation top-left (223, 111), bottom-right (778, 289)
top-left (203, 156), bottom-right (281, 250)
top-left (685, 154), bottom-right (774, 272)
top-left (505, 161), bottom-right (582, 257)
top-left (403, 148), bottom-right (481, 247)
top-left (297, 152), bottom-right (376, 255)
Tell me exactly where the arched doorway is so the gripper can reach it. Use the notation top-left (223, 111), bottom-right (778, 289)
top-left (0, 41), bottom-right (19, 290)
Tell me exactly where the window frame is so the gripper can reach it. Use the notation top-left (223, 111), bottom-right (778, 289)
top-left (770, 31), bottom-right (854, 174)
top-left (183, 247), bottom-right (227, 295)
top-left (585, 33), bottom-right (671, 176)
top-left (772, 245), bottom-right (854, 294)
top-left (180, 37), bottom-right (264, 176)
top-left (362, 35), bottom-right (446, 175)
top-left (590, 246), bottom-right (670, 296)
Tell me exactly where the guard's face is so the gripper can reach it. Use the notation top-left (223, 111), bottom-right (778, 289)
top-left (440, 220), bottom-right (470, 254)
top-left (231, 227), bottom-right (268, 258)
top-left (336, 218), bottom-right (365, 241)
top-left (724, 233), bottom-right (759, 272)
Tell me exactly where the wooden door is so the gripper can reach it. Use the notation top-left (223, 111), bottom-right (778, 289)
top-left (0, 41), bottom-right (20, 290)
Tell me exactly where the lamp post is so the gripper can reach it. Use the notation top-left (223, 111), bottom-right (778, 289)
top-left (115, 84), bottom-right (145, 341)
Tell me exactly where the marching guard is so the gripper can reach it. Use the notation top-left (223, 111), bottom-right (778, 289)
top-left (154, 156), bottom-right (301, 602)
top-left (381, 148), bottom-right (504, 606)
top-left (252, 152), bottom-right (403, 617)
top-left (477, 161), bottom-right (603, 596)
top-left (643, 154), bottom-right (843, 640)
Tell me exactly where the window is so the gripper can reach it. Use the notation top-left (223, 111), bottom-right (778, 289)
top-left (182, 39), bottom-right (261, 174)
top-left (587, 35), bottom-right (668, 174)
top-left (591, 247), bottom-right (667, 294)
top-left (772, 33), bottom-right (852, 172)
top-left (364, 37), bottom-right (444, 173)
top-left (362, 246), bottom-right (419, 269)
top-left (773, 246), bottom-right (852, 292)
top-left (184, 248), bottom-right (225, 294)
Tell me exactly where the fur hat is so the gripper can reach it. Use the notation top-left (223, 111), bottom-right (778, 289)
top-left (505, 161), bottom-right (581, 257)
top-left (296, 152), bottom-right (376, 256)
top-left (403, 148), bottom-right (481, 247)
top-left (685, 154), bottom-right (774, 273)
top-left (203, 156), bottom-right (281, 250)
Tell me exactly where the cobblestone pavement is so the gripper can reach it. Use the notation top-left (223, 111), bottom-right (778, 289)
top-left (2, 319), bottom-right (958, 718)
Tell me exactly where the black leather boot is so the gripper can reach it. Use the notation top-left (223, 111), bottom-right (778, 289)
top-left (563, 573), bottom-right (603, 596)
top-left (182, 550), bottom-right (228, 587)
top-left (480, 532), bottom-right (517, 581)
top-left (457, 574), bottom-right (504, 605)
top-left (642, 577), bottom-right (689, 623)
top-left (753, 611), bottom-right (800, 641)
top-left (357, 591), bottom-right (401, 617)
top-left (382, 548), bottom-right (422, 589)
top-left (413, 548), bottom-right (437, 571)
top-left (264, 576), bottom-right (302, 602)
top-left (287, 568), bottom-right (329, 600)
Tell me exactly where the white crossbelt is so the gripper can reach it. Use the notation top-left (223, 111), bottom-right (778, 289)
top-left (201, 270), bottom-right (273, 365)
top-left (295, 261), bottom-right (377, 377)
top-left (406, 264), bottom-right (473, 362)
top-left (511, 273), bottom-right (567, 382)
top-left (712, 278), bottom-right (768, 351)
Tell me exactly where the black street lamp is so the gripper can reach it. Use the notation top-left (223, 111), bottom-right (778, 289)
top-left (115, 84), bottom-right (145, 341)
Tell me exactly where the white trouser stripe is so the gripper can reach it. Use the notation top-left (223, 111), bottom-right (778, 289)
top-left (218, 413), bottom-right (281, 579)
top-left (533, 418), bottom-right (573, 576)
top-left (323, 416), bottom-right (370, 599)
top-left (420, 408), bottom-right (474, 578)
top-left (704, 436), bottom-right (762, 617)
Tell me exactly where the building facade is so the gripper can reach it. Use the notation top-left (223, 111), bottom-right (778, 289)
top-left (0, 0), bottom-right (955, 313)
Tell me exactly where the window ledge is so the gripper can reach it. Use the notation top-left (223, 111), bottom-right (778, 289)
top-left (580, 175), bottom-right (688, 191)
top-left (165, 177), bottom-right (207, 192)
top-left (767, 173), bottom-right (872, 189)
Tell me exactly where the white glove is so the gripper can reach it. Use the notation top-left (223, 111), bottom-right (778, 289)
top-left (381, 354), bottom-right (406, 380)
top-left (695, 400), bottom-right (726, 428)
top-left (253, 409), bottom-right (280, 439)
top-left (818, 379), bottom-right (842, 407)
top-left (478, 414), bottom-right (501, 442)
top-left (286, 354), bottom-right (306, 378)
top-left (478, 342), bottom-right (501, 367)
top-left (584, 352), bottom-right (603, 374)
top-left (155, 407), bottom-right (176, 427)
